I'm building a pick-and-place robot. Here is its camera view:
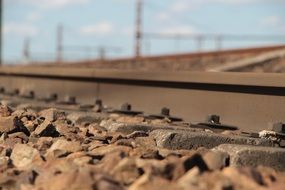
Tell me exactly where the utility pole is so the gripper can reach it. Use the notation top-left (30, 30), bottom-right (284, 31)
top-left (135, 0), bottom-right (142, 58)
top-left (215, 35), bottom-right (223, 51)
top-left (23, 37), bottom-right (30, 63)
top-left (98, 47), bottom-right (106, 61)
top-left (175, 35), bottom-right (181, 52)
top-left (56, 24), bottom-right (63, 63)
top-left (0, 0), bottom-right (3, 66)
top-left (196, 35), bottom-right (204, 52)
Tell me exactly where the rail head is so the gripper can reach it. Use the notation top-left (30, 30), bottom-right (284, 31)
top-left (0, 66), bottom-right (285, 88)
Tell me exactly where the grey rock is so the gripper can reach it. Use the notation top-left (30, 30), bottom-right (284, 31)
top-left (67, 112), bottom-right (106, 125)
top-left (213, 144), bottom-right (285, 171)
top-left (150, 130), bottom-right (273, 150)
top-left (101, 121), bottom-right (195, 135)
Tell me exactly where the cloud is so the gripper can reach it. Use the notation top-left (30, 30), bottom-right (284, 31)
top-left (4, 22), bottom-right (38, 37)
top-left (156, 12), bottom-right (171, 21)
top-left (9, 0), bottom-right (90, 9)
top-left (169, 0), bottom-right (261, 13)
top-left (160, 25), bottom-right (196, 35)
top-left (26, 12), bottom-right (42, 22)
top-left (261, 15), bottom-right (282, 27)
top-left (80, 22), bottom-right (114, 36)
top-left (121, 26), bottom-right (134, 36)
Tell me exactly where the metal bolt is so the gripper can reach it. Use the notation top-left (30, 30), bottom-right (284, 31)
top-left (94, 99), bottom-right (103, 112)
top-left (207, 115), bottom-right (221, 124)
top-left (272, 122), bottom-right (285, 133)
top-left (0, 87), bottom-right (5, 93)
top-left (161, 107), bottom-right (170, 116)
top-left (121, 103), bottom-right (131, 111)
top-left (29, 91), bottom-right (35, 99)
top-left (95, 99), bottom-right (103, 107)
top-left (13, 89), bottom-right (20, 96)
top-left (65, 96), bottom-right (76, 104)
top-left (49, 93), bottom-right (58, 101)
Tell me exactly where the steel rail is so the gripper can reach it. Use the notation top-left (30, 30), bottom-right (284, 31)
top-left (0, 70), bottom-right (285, 97)
top-left (0, 66), bottom-right (284, 131)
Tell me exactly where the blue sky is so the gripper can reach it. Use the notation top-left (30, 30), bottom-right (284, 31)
top-left (4, 0), bottom-right (285, 63)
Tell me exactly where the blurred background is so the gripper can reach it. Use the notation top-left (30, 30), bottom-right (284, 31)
top-left (2, 0), bottom-right (285, 72)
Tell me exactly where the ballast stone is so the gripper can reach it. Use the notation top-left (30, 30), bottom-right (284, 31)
top-left (213, 144), bottom-right (285, 171)
top-left (150, 130), bottom-right (273, 150)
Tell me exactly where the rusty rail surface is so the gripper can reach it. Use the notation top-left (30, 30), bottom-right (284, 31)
top-left (27, 44), bottom-right (285, 66)
top-left (0, 66), bottom-right (284, 131)
top-left (79, 44), bottom-right (285, 64)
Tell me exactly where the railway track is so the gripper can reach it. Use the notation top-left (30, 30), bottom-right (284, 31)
top-left (0, 65), bottom-right (285, 189)
top-left (0, 65), bottom-right (284, 131)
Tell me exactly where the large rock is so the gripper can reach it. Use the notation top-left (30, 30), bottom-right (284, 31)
top-left (128, 173), bottom-right (181, 190)
top-left (0, 116), bottom-right (15, 133)
top-left (0, 105), bottom-right (13, 117)
top-left (100, 121), bottom-right (196, 135)
top-left (34, 120), bottom-right (60, 137)
top-left (47, 139), bottom-right (82, 156)
top-left (38, 108), bottom-right (66, 122)
top-left (0, 116), bottom-right (30, 136)
top-left (67, 112), bottom-right (106, 125)
top-left (150, 130), bottom-right (273, 150)
top-left (202, 151), bottom-right (229, 170)
top-left (10, 144), bottom-right (42, 169)
top-left (213, 144), bottom-right (285, 171)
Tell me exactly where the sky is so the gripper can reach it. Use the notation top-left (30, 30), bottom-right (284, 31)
top-left (3, 0), bottom-right (285, 63)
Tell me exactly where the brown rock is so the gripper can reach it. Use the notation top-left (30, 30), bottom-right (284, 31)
top-left (73, 156), bottom-right (92, 166)
top-left (55, 123), bottom-right (71, 136)
top-left (38, 108), bottom-right (66, 122)
top-left (8, 132), bottom-right (29, 142)
top-left (202, 151), bottom-right (229, 170)
top-left (0, 116), bottom-right (15, 133)
top-left (116, 116), bottom-right (145, 124)
top-left (36, 137), bottom-right (53, 153)
top-left (177, 166), bottom-right (201, 189)
top-left (10, 144), bottom-right (43, 169)
top-left (126, 131), bottom-right (148, 139)
top-left (47, 139), bottom-right (82, 155)
top-left (87, 140), bottom-right (106, 151)
top-left (128, 174), bottom-right (181, 190)
top-left (111, 157), bottom-right (141, 185)
top-left (0, 156), bottom-right (9, 172)
top-left (89, 144), bottom-right (131, 157)
top-left (34, 120), bottom-right (60, 137)
top-left (93, 174), bottom-right (125, 190)
top-left (35, 167), bottom-right (124, 190)
top-left (0, 105), bottom-right (13, 117)
top-left (97, 151), bottom-right (128, 173)
top-left (23, 120), bottom-right (36, 132)
top-left (223, 167), bottom-right (266, 190)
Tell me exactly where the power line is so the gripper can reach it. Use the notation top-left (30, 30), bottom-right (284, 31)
top-left (63, 45), bottom-right (122, 60)
top-left (143, 33), bottom-right (285, 41)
